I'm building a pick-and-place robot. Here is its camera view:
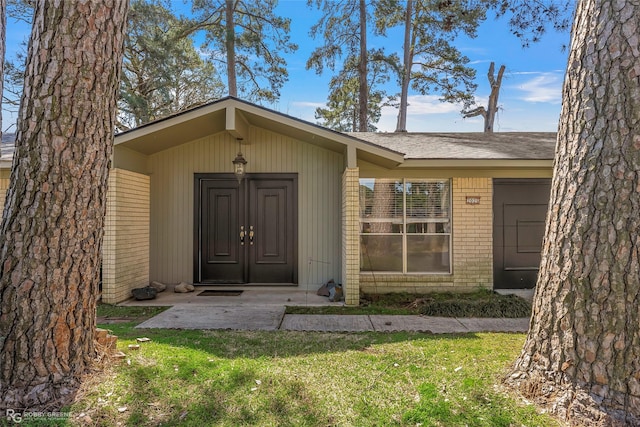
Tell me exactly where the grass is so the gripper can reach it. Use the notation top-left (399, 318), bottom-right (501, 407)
top-left (39, 306), bottom-right (556, 427)
top-left (287, 289), bottom-right (532, 318)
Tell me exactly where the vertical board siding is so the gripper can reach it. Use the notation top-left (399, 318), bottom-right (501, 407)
top-left (148, 127), bottom-right (343, 290)
top-left (102, 169), bottom-right (150, 303)
top-left (0, 176), bottom-right (9, 219)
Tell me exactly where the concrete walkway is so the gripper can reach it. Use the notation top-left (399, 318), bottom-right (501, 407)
top-left (135, 305), bottom-right (530, 333)
top-left (126, 287), bottom-right (530, 333)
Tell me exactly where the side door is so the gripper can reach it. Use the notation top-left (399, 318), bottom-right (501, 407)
top-left (493, 179), bottom-right (551, 289)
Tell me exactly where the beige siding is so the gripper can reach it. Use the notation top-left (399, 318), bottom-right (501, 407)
top-left (451, 177), bottom-right (493, 289)
top-left (102, 169), bottom-right (150, 303)
top-left (342, 168), bottom-right (360, 305)
top-left (148, 127), bottom-right (343, 290)
top-left (113, 145), bottom-right (150, 174)
top-left (360, 176), bottom-right (493, 294)
top-left (0, 173), bottom-right (9, 218)
top-left (359, 160), bottom-right (553, 179)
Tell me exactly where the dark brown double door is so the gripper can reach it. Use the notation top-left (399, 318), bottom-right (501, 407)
top-left (195, 174), bottom-right (297, 284)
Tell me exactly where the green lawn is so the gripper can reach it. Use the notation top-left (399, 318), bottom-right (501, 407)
top-left (59, 314), bottom-right (557, 426)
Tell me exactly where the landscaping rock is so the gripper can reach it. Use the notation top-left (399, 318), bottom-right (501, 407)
top-left (174, 282), bottom-right (195, 293)
top-left (317, 279), bottom-right (333, 297)
top-left (105, 334), bottom-right (118, 351)
top-left (329, 284), bottom-right (343, 302)
top-left (149, 280), bottom-right (167, 292)
top-left (132, 286), bottom-right (157, 300)
top-left (112, 351), bottom-right (126, 360)
top-left (95, 328), bottom-right (109, 342)
top-left (95, 328), bottom-right (118, 352)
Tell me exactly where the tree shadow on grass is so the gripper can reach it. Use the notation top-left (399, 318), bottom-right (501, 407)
top-left (98, 345), bottom-right (341, 426)
top-left (105, 323), bottom-right (484, 360)
top-left (82, 324), bottom-right (529, 426)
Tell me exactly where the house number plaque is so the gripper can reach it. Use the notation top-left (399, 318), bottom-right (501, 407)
top-left (466, 196), bottom-right (481, 205)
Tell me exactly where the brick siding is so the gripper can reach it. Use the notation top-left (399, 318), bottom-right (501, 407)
top-left (342, 167), bottom-right (360, 305)
top-left (359, 177), bottom-right (493, 294)
top-left (102, 169), bottom-right (150, 303)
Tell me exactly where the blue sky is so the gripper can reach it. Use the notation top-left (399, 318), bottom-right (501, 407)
top-left (2, 0), bottom-right (571, 133)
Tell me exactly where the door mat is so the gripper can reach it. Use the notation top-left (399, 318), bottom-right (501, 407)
top-left (198, 290), bottom-right (244, 296)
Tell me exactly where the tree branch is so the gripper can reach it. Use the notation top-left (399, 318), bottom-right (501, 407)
top-left (462, 106), bottom-right (487, 119)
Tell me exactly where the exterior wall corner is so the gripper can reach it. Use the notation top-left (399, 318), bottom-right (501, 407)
top-left (342, 167), bottom-right (360, 306)
top-left (102, 168), bottom-right (150, 304)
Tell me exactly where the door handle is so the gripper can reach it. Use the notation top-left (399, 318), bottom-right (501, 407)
top-left (240, 226), bottom-right (245, 245)
top-left (249, 226), bottom-right (254, 245)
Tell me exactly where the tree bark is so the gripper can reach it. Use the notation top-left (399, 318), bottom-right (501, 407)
top-left (0, 0), bottom-right (128, 410)
top-left (357, 0), bottom-right (367, 132)
top-left (484, 62), bottom-right (504, 133)
top-left (508, 0), bottom-right (640, 424)
top-left (395, 0), bottom-right (412, 133)
top-left (226, 0), bottom-right (237, 97)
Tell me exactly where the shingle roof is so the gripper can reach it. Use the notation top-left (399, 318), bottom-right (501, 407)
top-left (2, 124), bottom-right (557, 166)
top-left (347, 132), bottom-right (557, 160)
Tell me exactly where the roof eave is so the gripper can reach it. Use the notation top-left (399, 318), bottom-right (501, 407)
top-left (397, 158), bottom-right (554, 168)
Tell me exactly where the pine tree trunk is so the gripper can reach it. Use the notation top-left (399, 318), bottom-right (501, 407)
top-left (357, 0), bottom-right (367, 132)
top-left (226, 0), bottom-right (237, 97)
top-left (508, 0), bottom-right (640, 424)
top-left (0, 0), bottom-right (127, 410)
top-left (395, 0), bottom-right (412, 133)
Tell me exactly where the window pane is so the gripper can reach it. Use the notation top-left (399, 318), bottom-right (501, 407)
top-left (406, 221), bottom-right (450, 234)
top-left (407, 235), bottom-right (450, 273)
top-left (360, 235), bottom-right (402, 272)
top-left (405, 180), bottom-right (450, 232)
top-left (361, 221), bottom-right (402, 234)
top-left (359, 179), bottom-right (403, 233)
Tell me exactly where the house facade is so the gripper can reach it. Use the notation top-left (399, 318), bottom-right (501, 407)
top-left (0, 97), bottom-right (555, 305)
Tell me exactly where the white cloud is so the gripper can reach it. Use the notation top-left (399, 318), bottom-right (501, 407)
top-left (291, 101), bottom-right (326, 109)
top-left (377, 95), bottom-right (477, 132)
top-left (471, 95), bottom-right (489, 107)
top-left (468, 59), bottom-right (493, 65)
top-left (512, 72), bottom-right (563, 104)
top-left (402, 95), bottom-right (464, 115)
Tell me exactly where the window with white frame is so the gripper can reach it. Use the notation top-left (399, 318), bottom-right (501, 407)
top-left (359, 178), bottom-right (451, 273)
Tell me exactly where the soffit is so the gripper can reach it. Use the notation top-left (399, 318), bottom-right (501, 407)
top-left (114, 97), bottom-right (404, 167)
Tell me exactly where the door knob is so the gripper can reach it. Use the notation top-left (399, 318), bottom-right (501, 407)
top-left (249, 226), bottom-right (254, 245)
top-left (240, 226), bottom-right (245, 245)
